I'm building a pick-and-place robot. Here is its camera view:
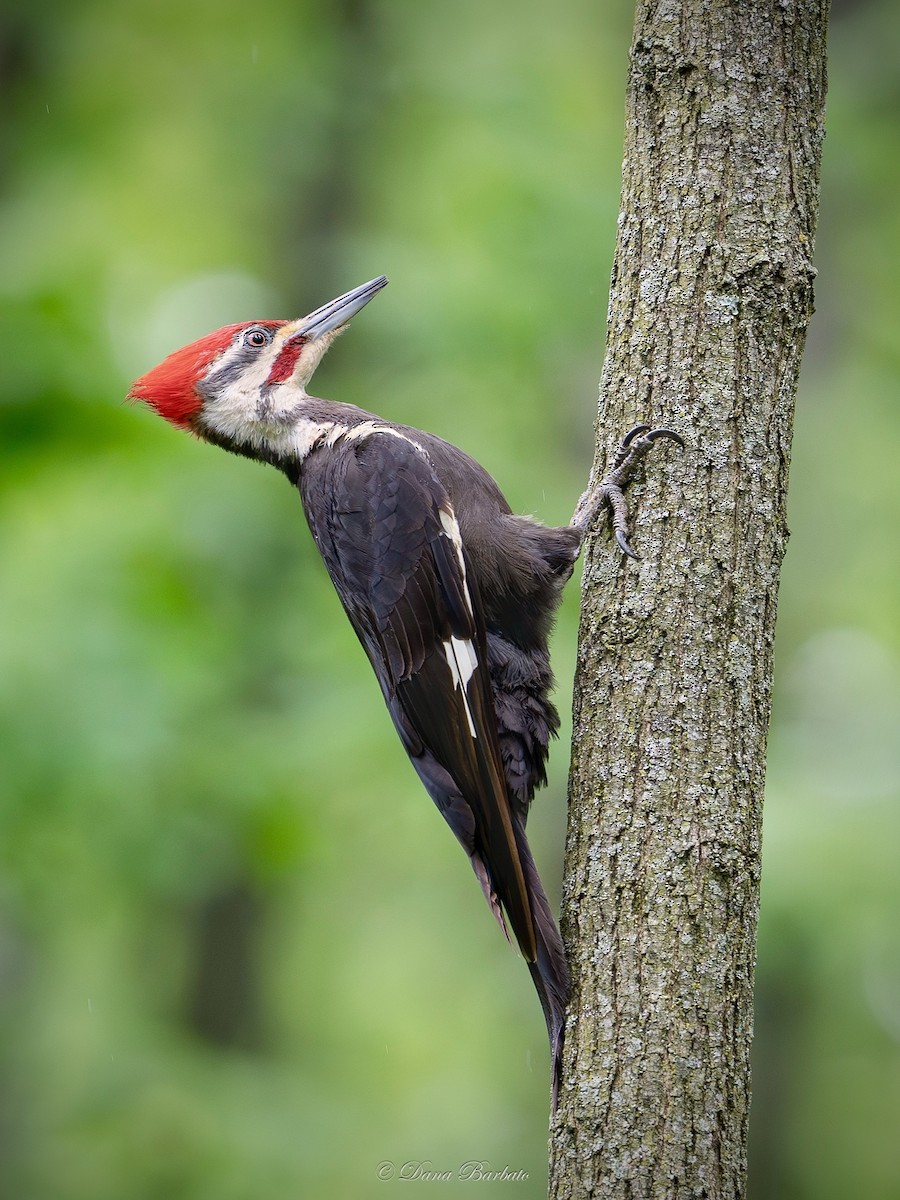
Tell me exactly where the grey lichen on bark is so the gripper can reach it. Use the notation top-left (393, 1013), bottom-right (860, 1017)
top-left (549, 2), bottom-right (829, 1198)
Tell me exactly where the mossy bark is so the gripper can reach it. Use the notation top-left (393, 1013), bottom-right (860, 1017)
top-left (549, 2), bottom-right (829, 1197)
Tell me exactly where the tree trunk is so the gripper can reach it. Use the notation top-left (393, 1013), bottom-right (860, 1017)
top-left (549, 2), bottom-right (829, 1197)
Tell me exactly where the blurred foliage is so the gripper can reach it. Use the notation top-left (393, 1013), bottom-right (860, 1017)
top-left (0, 1), bottom-right (897, 1196)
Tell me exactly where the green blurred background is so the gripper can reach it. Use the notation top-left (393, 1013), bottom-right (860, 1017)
top-left (0, 1), bottom-right (897, 1196)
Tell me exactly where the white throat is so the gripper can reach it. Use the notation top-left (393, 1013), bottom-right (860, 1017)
top-left (200, 378), bottom-right (334, 461)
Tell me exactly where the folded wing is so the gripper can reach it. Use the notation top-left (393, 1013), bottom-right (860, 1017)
top-left (298, 428), bottom-right (536, 961)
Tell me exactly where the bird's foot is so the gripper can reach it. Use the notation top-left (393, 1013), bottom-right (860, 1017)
top-left (572, 424), bottom-right (683, 558)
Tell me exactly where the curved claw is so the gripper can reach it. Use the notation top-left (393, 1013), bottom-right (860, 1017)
top-left (622, 423), bottom-right (652, 448)
top-left (574, 422), bottom-right (682, 556)
top-left (615, 528), bottom-right (640, 560)
top-left (645, 427), bottom-right (685, 448)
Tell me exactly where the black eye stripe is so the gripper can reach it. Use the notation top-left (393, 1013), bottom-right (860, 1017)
top-left (198, 340), bottom-right (271, 402)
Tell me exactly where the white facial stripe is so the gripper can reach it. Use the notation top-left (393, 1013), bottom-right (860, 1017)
top-left (442, 636), bottom-right (479, 738)
top-left (284, 417), bottom-right (337, 459)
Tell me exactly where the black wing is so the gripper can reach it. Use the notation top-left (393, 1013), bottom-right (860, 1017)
top-left (298, 428), bottom-right (537, 961)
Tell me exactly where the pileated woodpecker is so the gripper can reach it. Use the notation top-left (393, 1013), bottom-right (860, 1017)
top-left (129, 276), bottom-right (680, 1104)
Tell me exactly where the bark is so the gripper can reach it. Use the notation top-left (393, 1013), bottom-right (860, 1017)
top-left (548, 2), bottom-right (829, 1198)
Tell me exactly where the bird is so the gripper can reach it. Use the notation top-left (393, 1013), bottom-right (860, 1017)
top-left (129, 275), bottom-right (681, 1106)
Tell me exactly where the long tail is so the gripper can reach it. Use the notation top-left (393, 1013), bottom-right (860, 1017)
top-left (514, 822), bottom-right (569, 1111)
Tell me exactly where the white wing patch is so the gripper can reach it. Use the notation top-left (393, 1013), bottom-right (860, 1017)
top-left (438, 506), bottom-right (475, 616)
top-left (325, 430), bottom-right (481, 740)
top-left (438, 502), bottom-right (478, 737)
top-left (442, 635), bottom-right (479, 738)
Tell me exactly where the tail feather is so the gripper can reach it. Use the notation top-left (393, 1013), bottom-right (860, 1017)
top-left (514, 823), bottom-right (569, 1110)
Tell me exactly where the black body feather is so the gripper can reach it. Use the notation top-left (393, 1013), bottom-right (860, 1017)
top-left (294, 409), bottom-right (577, 1101)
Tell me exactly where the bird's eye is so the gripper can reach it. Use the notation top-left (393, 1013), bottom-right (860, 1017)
top-left (243, 327), bottom-right (272, 349)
